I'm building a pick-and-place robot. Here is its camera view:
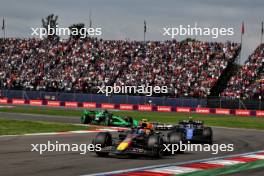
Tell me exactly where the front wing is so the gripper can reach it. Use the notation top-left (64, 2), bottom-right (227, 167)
top-left (98, 146), bottom-right (152, 155)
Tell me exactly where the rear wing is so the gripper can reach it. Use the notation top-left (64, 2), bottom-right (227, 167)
top-left (152, 122), bottom-right (175, 130)
top-left (179, 120), bottom-right (204, 125)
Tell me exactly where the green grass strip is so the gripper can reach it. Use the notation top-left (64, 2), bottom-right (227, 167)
top-left (0, 118), bottom-right (90, 135)
top-left (1, 106), bottom-right (264, 130)
top-left (0, 106), bottom-right (81, 116)
top-left (178, 159), bottom-right (264, 176)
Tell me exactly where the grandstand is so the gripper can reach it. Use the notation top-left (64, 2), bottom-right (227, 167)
top-left (222, 44), bottom-right (264, 99)
top-left (0, 38), bottom-right (242, 98)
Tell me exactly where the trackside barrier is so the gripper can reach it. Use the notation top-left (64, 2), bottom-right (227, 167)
top-left (195, 108), bottom-right (211, 114)
top-left (47, 101), bottom-right (61, 107)
top-left (101, 103), bottom-right (115, 109)
top-left (65, 101), bottom-right (78, 108)
top-left (119, 104), bottom-right (134, 110)
top-left (215, 108), bottom-right (230, 115)
top-left (157, 106), bottom-right (172, 112)
top-left (138, 105), bottom-right (152, 111)
top-left (0, 98), bottom-right (263, 117)
top-left (83, 102), bottom-right (96, 108)
top-left (0, 98), bottom-right (8, 104)
top-left (12, 99), bottom-right (25, 105)
top-left (29, 100), bottom-right (43, 106)
top-left (176, 107), bottom-right (191, 113)
top-left (235, 109), bottom-right (251, 116)
top-left (256, 111), bottom-right (264, 117)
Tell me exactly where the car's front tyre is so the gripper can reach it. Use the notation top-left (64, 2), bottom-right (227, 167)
top-left (94, 132), bottom-right (112, 157)
top-left (80, 115), bottom-right (92, 124)
top-left (147, 134), bottom-right (164, 158)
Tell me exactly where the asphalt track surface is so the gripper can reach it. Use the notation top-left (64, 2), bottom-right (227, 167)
top-left (1, 112), bottom-right (264, 176)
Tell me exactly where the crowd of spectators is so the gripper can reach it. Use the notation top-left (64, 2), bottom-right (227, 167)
top-left (0, 38), bottom-right (128, 92)
top-left (0, 37), bottom-right (240, 98)
top-left (116, 40), bottom-right (240, 97)
top-left (222, 44), bottom-right (264, 99)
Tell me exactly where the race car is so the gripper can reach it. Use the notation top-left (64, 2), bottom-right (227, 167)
top-left (172, 119), bottom-right (213, 144)
top-left (93, 121), bottom-right (182, 158)
top-left (80, 110), bottom-right (138, 127)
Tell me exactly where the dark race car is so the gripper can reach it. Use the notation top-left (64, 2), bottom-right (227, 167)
top-left (172, 119), bottom-right (213, 144)
top-left (80, 110), bottom-right (138, 127)
top-left (93, 124), bottom-right (182, 158)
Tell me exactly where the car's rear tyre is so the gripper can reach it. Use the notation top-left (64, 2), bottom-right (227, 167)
top-left (94, 132), bottom-right (112, 157)
top-left (168, 132), bottom-right (184, 154)
top-left (81, 115), bottom-right (93, 124)
top-left (147, 134), bottom-right (163, 158)
top-left (203, 127), bottom-right (213, 144)
top-left (168, 132), bottom-right (183, 143)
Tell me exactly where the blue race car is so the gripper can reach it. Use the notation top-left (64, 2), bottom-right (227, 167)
top-left (172, 119), bottom-right (213, 144)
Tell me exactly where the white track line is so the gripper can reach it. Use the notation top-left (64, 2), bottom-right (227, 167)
top-left (84, 150), bottom-right (264, 176)
top-left (147, 166), bottom-right (202, 174)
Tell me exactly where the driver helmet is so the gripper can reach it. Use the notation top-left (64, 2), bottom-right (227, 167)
top-left (138, 129), bottom-right (145, 135)
top-left (142, 119), bottom-right (148, 123)
top-left (140, 119), bottom-right (148, 128)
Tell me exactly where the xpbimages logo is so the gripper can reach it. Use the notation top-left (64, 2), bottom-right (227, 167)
top-left (163, 141), bottom-right (234, 155)
top-left (31, 25), bottom-right (102, 39)
top-left (97, 84), bottom-right (168, 96)
top-left (163, 22), bottom-right (234, 39)
top-left (31, 141), bottom-right (101, 155)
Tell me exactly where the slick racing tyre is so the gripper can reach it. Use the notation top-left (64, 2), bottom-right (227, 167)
top-left (147, 134), bottom-right (164, 158)
top-left (168, 132), bottom-right (184, 154)
top-left (81, 115), bottom-right (93, 124)
top-left (94, 132), bottom-right (112, 157)
top-left (203, 127), bottom-right (213, 144)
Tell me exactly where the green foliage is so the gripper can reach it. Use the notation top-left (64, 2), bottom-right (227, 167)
top-left (41, 14), bottom-right (59, 40)
top-left (69, 23), bottom-right (85, 39)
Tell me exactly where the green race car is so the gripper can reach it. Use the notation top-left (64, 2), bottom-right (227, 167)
top-left (80, 110), bottom-right (138, 127)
